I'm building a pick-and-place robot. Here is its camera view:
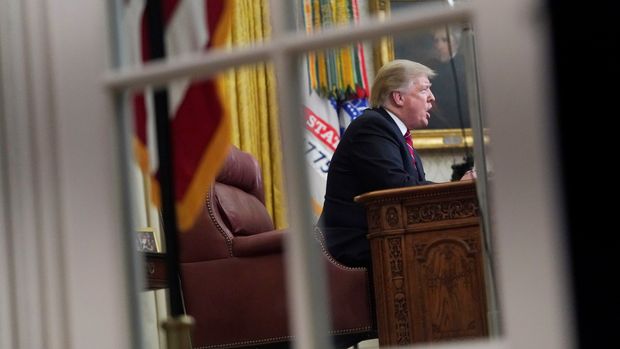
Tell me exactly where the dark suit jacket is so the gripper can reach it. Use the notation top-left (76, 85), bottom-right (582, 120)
top-left (318, 107), bottom-right (431, 268)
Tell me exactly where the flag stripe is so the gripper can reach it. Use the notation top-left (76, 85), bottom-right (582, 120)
top-left (129, 0), bottom-right (233, 231)
top-left (171, 0), bottom-right (232, 231)
top-left (162, 0), bottom-right (180, 24)
top-left (176, 78), bottom-right (231, 230)
top-left (205, 0), bottom-right (227, 48)
top-left (172, 81), bottom-right (222, 199)
top-left (133, 93), bottom-right (150, 174)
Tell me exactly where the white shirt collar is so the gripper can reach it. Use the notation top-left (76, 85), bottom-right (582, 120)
top-left (383, 108), bottom-right (408, 136)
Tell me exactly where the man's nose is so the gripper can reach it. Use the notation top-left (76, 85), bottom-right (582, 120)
top-left (428, 90), bottom-right (435, 102)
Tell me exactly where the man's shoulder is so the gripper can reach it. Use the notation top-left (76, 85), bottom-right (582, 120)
top-left (362, 108), bottom-right (402, 130)
top-left (359, 107), bottom-right (385, 117)
top-left (351, 108), bottom-right (391, 126)
top-left (341, 108), bottom-right (400, 141)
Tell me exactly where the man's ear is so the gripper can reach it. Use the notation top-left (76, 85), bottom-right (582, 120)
top-left (391, 91), bottom-right (403, 106)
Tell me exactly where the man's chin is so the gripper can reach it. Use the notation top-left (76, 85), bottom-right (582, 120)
top-left (423, 113), bottom-right (431, 127)
top-left (412, 117), bottom-right (430, 129)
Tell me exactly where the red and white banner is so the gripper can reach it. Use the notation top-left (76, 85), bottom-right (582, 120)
top-left (301, 67), bottom-right (341, 218)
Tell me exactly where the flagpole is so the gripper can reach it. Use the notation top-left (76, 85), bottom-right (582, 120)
top-left (145, 0), bottom-right (184, 319)
top-left (145, 1), bottom-right (194, 347)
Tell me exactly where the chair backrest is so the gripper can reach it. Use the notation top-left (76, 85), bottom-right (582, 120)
top-left (179, 146), bottom-right (274, 263)
top-left (215, 145), bottom-right (266, 205)
top-left (213, 147), bottom-right (274, 237)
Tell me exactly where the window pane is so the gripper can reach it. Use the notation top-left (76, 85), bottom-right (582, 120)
top-left (301, 21), bottom-right (500, 347)
top-left (123, 64), bottom-right (296, 348)
top-left (123, 51), bottom-right (385, 346)
top-left (112, 1), bottom-right (500, 348)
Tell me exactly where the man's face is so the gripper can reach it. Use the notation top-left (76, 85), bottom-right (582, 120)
top-left (396, 76), bottom-right (435, 129)
top-left (433, 30), bottom-right (457, 62)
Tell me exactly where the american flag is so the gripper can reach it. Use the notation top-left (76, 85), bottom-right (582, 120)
top-left (125, 0), bottom-right (232, 231)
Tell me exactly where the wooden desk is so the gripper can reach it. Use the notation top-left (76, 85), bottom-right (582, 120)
top-left (355, 180), bottom-right (488, 346)
top-left (143, 252), bottom-right (168, 290)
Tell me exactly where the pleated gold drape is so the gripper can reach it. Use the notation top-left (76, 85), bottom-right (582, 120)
top-left (224, 0), bottom-right (287, 228)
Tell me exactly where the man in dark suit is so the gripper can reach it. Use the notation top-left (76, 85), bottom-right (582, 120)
top-left (318, 59), bottom-right (475, 269)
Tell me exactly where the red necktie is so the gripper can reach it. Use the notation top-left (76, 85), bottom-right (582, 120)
top-left (404, 130), bottom-right (417, 167)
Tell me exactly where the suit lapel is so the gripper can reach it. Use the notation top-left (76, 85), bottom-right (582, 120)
top-left (375, 108), bottom-right (424, 182)
top-left (413, 152), bottom-right (426, 182)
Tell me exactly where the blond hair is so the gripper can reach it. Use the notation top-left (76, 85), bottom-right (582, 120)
top-left (369, 59), bottom-right (435, 108)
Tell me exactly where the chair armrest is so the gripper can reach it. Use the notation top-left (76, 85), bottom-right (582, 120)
top-left (232, 229), bottom-right (286, 257)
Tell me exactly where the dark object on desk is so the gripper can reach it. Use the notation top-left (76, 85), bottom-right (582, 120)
top-left (451, 154), bottom-right (474, 181)
top-left (178, 145), bottom-right (376, 348)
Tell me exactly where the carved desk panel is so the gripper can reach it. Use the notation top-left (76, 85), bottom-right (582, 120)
top-left (356, 180), bottom-right (488, 346)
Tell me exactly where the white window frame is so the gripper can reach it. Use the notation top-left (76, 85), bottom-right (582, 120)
top-left (0, 0), bottom-right (574, 348)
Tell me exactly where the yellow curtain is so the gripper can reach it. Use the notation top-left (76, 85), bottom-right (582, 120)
top-left (224, 0), bottom-right (287, 228)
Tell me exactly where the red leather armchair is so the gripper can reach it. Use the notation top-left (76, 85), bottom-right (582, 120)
top-left (179, 146), bottom-right (376, 348)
